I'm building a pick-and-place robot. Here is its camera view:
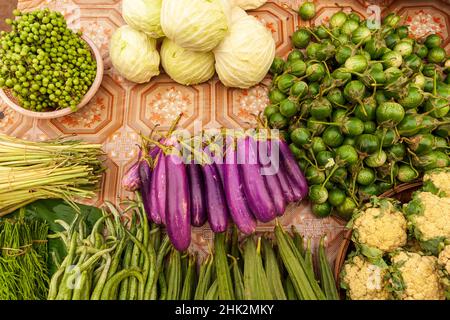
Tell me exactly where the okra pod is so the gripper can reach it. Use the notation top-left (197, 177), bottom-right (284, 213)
top-left (166, 249), bottom-right (182, 300)
top-left (319, 236), bottom-right (339, 300)
top-left (204, 279), bottom-right (219, 300)
top-left (194, 256), bottom-right (213, 300)
top-left (262, 238), bottom-right (286, 300)
top-left (180, 254), bottom-right (196, 300)
top-left (214, 233), bottom-right (235, 300)
top-left (274, 224), bottom-right (317, 300)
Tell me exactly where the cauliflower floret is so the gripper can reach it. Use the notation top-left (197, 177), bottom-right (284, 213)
top-left (341, 254), bottom-right (390, 300)
top-left (352, 200), bottom-right (407, 255)
top-left (423, 168), bottom-right (450, 197)
top-left (405, 192), bottom-right (450, 254)
top-left (438, 245), bottom-right (450, 274)
top-left (390, 251), bottom-right (445, 300)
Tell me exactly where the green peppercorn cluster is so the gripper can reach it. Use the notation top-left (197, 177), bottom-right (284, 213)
top-left (0, 9), bottom-right (97, 112)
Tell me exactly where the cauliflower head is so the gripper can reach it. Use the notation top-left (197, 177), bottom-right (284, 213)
top-left (340, 254), bottom-right (390, 300)
top-left (438, 245), bottom-right (450, 274)
top-left (351, 199), bottom-right (407, 263)
top-left (404, 192), bottom-right (450, 255)
top-left (389, 251), bottom-right (445, 300)
top-left (423, 168), bottom-right (450, 197)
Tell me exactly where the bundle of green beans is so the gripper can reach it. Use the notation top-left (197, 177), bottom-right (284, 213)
top-left (47, 194), bottom-right (162, 300)
top-left (0, 211), bottom-right (49, 300)
top-left (46, 196), bottom-right (338, 300)
top-left (0, 133), bottom-right (104, 216)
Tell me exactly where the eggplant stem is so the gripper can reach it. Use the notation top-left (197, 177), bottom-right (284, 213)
top-left (305, 27), bottom-right (322, 42)
top-left (321, 165), bottom-right (339, 188)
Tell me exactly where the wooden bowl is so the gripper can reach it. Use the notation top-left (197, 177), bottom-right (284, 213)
top-left (333, 181), bottom-right (423, 292)
top-left (0, 35), bottom-right (103, 119)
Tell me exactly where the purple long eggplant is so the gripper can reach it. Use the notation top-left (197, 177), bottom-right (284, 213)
top-left (150, 151), bottom-right (167, 225)
top-left (123, 162), bottom-right (141, 192)
top-left (139, 147), bottom-right (160, 222)
top-left (258, 139), bottom-right (286, 216)
top-left (202, 162), bottom-right (229, 233)
top-left (276, 165), bottom-right (295, 202)
top-left (123, 150), bottom-right (143, 191)
top-left (223, 144), bottom-right (256, 235)
top-left (205, 142), bottom-right (225, 188)
top-left (165, 151), bottom-right (191, 251)
top-left (187, 162), bottom-right (207, 227)
top-left (237, 136), bottom-right (277, 223)
top-left (278, 139), bottom-right (309, 200)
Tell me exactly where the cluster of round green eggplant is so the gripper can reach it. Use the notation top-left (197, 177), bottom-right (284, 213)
top-left (264, 11), bottom-right (450, 220)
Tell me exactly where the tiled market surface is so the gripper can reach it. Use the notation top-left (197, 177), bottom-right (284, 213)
top-left (2, 0), bottom-right (450, 259)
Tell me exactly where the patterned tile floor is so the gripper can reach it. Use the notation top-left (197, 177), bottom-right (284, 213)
top-left (2, 0), bottom-right (449, 258)
top-left (0, 0), bottom-right (17, 31)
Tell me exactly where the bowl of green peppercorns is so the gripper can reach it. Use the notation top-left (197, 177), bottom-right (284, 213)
top-left (0, 9), bottom-right (103, 119)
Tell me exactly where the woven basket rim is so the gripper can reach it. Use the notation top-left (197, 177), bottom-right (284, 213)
top-left (0, 35), bottom-right (104, 119)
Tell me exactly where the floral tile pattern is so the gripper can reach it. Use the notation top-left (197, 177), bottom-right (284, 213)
top-left (2, 0), bottom-right (449, 258)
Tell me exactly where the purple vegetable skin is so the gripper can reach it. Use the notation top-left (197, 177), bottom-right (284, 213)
top-left (187, 162), bottom-right (207, 227)
top-left (139, 160), bottom-right (152, 221)
top-left (165, 152), bottom-right (191, 251)
top-left (258, 139), bottom-right (286, 216)
top-left (237, 136), bottom-right (277, 223)
top-left (223, 144), bottom-right (256, 235)
top-left (267, 139), bottom-right (301, 203)
top-left (139, 147), bottom-right (159, 222)
top-left (152, 151), bottom-right (168, 225)
top-left (202, 163), bottom-right (229, 233)
top-left (147, 150), bottom-right (163, 225)
top-left (276, 165), bottom-right (295, 202)
top-left (279, 139), bottom-right (309, 200)
top-left (122, 162), bottom-right (141, 192)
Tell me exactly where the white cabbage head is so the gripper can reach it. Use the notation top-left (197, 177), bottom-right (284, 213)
top-left (122, 0), bottom-right (164, 38)
top-left (109, 25), bottom-right (160, 83)
top-left (160, 38), bottom-right (215, 86)
top-left (231, 0), bottom-right (267, 10)
top-left (160, 0), bottom-right (232, 52)
top-left (213, 8), bottom-right (276, 88)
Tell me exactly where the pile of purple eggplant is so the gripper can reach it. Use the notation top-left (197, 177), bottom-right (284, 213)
top-left (122, 133), bottom-right (308, 251)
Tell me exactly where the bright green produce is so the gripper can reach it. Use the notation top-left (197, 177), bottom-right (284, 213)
top-left (121, 0), bottom-right (164, 38)
top-left (48, 197), bottom-right (159, 300)
top-left (0, 9), bottom-right (97, 111)
top-left (0, 134), bottom-right (103, 216)
top-left (110, 25), bottom-right (160, 83)
top-left (160, 38), bottom-right (215, 85)
top-left (318, 236), bottom-right (339, 300)
top-left (266, 11), bottom-right (450, 219)
top-left (45, 210), bottom-right (339, 301)
top-left (299, 2), bottom-right (316, 21)
top-left (0, 213), bottom-right (49, 300)
top-left (160, 0), bottom-right (231, 52)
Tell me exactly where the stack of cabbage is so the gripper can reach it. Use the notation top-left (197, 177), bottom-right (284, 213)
top-left (340, 168), bottom-right (450, 300)
top-left (109, 0), bottom-right (275, 88)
